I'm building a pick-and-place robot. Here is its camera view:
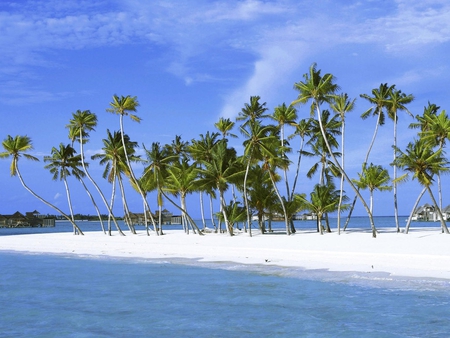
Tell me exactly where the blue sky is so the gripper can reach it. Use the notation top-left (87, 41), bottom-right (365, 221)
top-left (1, 0), bottom-right (450, 219)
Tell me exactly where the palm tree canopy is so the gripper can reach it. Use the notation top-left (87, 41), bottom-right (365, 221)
top-left (67, 110), bottom-right (97, 144)
top-left (106, 94), bottom-right (141, 123)
top-left (301, 183), bottom-right (348, 216)
top-left (0, 135), bottom-right (39, 176)
top-left (215, 117), bottom-right (238, 139)
top-left (271, 103), bottom-right (298, 128)
top-left (393, 139), bottom-right (450, 187)
top-left (352, 163), bottom-right (392, 193)
top-left (292, 63), bottom-right (339, 113)
top-left (236, 96), bottom-right (269, 126)
top-left (330, 93), bottom-right (356, 120)
top-left (360, 83), bottom-right (394, 126)
top-left (44, 143), bottom-right (85, 181)
top-left (419, 110), bottom-right (450, 149)
top-left (386, 88), bottom-right (414, 122)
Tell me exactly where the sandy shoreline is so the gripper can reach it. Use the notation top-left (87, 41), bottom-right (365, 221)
top-left (1, 228), bottom-right (449, 280)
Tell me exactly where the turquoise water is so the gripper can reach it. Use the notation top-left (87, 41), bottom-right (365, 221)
top-left (1, 218), bottom-right (449, 337)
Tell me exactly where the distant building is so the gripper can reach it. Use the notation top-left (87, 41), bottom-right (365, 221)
top-left (0, 210), bottom-right (55, 228)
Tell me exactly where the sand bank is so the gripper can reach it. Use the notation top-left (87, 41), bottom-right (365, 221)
top-left (0, 228), bottom-right (449, 279)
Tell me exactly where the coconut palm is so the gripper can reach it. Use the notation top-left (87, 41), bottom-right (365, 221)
top-left (343, 83), bottom-right (394, 231)
top-left (44, 143), bottom-right (85, 234)
top-left (67, 110), bottom-right (114, 233)
top-left (393, 139), bottom-right (450, 234)
top-left (0, 135), bottom-right (83, 235)
top-left (292, 63), bottom-right (376, 237)
top-left (188, 131), bottom-right (220, 230)
top-left (106, 94), bottom-right (158, 234)
top-left (289, 118), bottom-right (312, 199)
top-left (330, 93), bottom-right (356, 233)
top-left (419, 110), bottom-right (450, 210)
top-left (215, 117), bottom-right (238, 140)
top-left (352, 163), bottom-right (392, 215)
top-left (163, 158), bottom-right (203, 235)
top-left (240, 120), bottom-right (279, 235)
top-left (142, 142), bottom-right (178, 235)
top-left (270, 103), bottom-right (298, 197)
top-left (236, 95), bottom-right (270, 127)
top-left (387, 88), bottom-right (414, 232)
top-left (301, 183), bottom-right (348, 235)
top-left (196, 140), bottom-right (243, 236)
top-left (91, 130), bottom-right (140, 235)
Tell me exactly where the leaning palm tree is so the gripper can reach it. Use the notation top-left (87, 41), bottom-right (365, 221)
top-left (292, 63), bottom-right (377, 237)
top-left (352, 163), bottom-right (392, 215)
top-left (67, 110), bottom-right (111, 233)
top-left (106, 94), bottom-right (158, 233)
top-left (393, 139), bottom-right (450, 234)
top-left (330, 93), bottom-right (355, 233)
top-left (0, 135), bottom-right (83, 235)
top-left (387, 88), bottom-right (414, 232)
top-left (44, 143), bottom-right (85, 234)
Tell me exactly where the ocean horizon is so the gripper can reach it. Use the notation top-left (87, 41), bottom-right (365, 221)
top-left (1, 217), bottom-right (449, 337)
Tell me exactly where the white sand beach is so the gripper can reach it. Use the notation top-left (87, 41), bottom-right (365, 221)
top-left (1, 228), bottom-right (449, 279)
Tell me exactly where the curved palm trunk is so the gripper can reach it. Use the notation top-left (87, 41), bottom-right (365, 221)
top-left (393, 116), bottom-right (400, 232)
top-left (209, 194), bottom-right (217, 231)
top-left (78, 130), bottom-right (122, 235)
top-left (78, 177), bottom-right (106, 234)
top-left (160, 190), bottom-right (203, 235)
top-left (315, 102), bottom-right (377, 237)
top-left (291, 136), bottom-right (305, 199)
top-left (117, 173), bottom-right (136, 234)
top-left (219, 189), bottom-right (233, 236)
top-left (243, 159), bottom-right (252, 237)
top-left (119, 115), bottom-right (158, 234)
top-left (337, 120), bottom-right (345, 234)
top-left (63, 177), bottom-right (78, 235)
top-left (269, 171), bottom-right (290, 235)
top-left (15, 163), bottom-right (84, 235)
top-left (405, 187), bottom-right (426, 234)
top-left (199, 191), bottom-right (206, 230)
top-left (426, 186), bottom-right (449, 234)
top-left (280, 126), bottom-right (290, 199)
top-left (344, 113), bottom-right (382, 230)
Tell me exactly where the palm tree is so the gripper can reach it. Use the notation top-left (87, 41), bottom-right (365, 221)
top-left (387, 88), bottom-right (414, 232)
top-left (142, 142), bottom-right (178, 235)
top-left (91, 130), bottom-right (140, 235)
top-left (67, 110), bottom-right (113, 233)
top-left (419, 110), bottom-right (450, 211)
top-left (270, 103), bottom-right (298, 197)
top-left (289, 118), bottom-right (312, 199)
top-left (44, 143), bottom-right (85, 234)
top-left (343, 83), bottom-right (393, 230)
top-left (352, 163), bottom-right (392, 215)
top-left (301, 183), bottom-right (348, 235)
top-left (240, 120), bottom-right (279, 235)
top-left (393, 139), bottom-right (450, 234)
top-left (106, 94), bottom-right (158, 234)
top-left (0, 135), bottom-right (83, 235)
top-left (292, 63), bottom-right (376, 237)
top-left (236, 95), bottom-right (270, 127)
top-left (196, 140), bottom-right (243, 236)
top-left (215, 117), bottom-right (238, 140)
top-left (188, 131), bottom-right (220, 230)
top-left (163, 158), bottom-right (203, 235)
top-left (260, 136), bottom-right (292, 235)
top-left (330, 93), bottom-right (355, 233)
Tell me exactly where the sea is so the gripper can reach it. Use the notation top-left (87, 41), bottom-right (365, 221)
top-left (1, 217), bottom-right (449, 338)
